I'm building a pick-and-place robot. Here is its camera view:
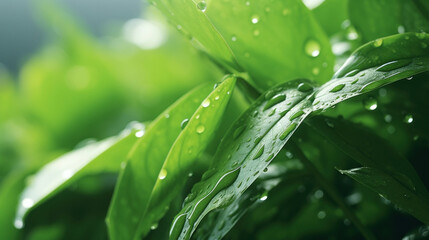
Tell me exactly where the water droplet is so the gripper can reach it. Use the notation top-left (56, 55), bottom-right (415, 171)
top-left (14, 219), bottom-right (23, 229)
top-left (289, 110), bottom-right (304, 121)
top-left (404, 114), bottom-right (413, 124)
top-left (251, 15), bottom-right (259, 24)
top-left (151, 222), bottom-right (159, 230)
top-left (376, 59), bottom-right (412, 72)
top-left (253, 145), bottom-right (265, 160)
top-left (181, 119), bottom-right (189, 129)
top-left (384, 114), bottom-right (392, 123)
top-left (231, 35), bottom-right (237, 41)
top-left (297, 82), bottom-right (313, 92)
top-left (363, 97), bottom-right (378, 110)
top-left (233, 125), bottom-right (246, 139)
top-left (397, 25), bottom-right (405, 34)
top-left (317, 211), bottom-right (326, 219)
top-left (188, 172), bottom-right (193, 177)
top-left (263, 167), bottom-right (268, 172)
top-left (201, 99), bottom-right (210, 107)
top-left (165, 113), bottom-right (170, 119)
top-left (263, 94), bottom-right (286, 110)
top-left (253, 29), bottom-right (260, 37)
top-left (195, 114), bottom-right (200, 119)
top-left (159, 169), bottom-right (167, 180)
top-left (285, 151), bottom-right (293, 159)
top-left (197, 1), bottom-right (207, 12)
top-left (259, 192), bottom-right (268, 201)
top-left (135, 130), bottom-right (144, 138)
top-left (329, 84), bottom-right (345, 92)
top-left (282, 8), bottom-right (291, 15)
top-left (196, 125), bottom-right (205, 134)
top-left (214, 95), bottom-right (220, 101)
top-left (314, 189), bottom-right (324, 199)
top-left (374, 38), bottom-right (383, 47)
top-left (187, 168), bottom-right (240, 227)
top-left (312, 67), bottom-right (320, 75)
top-left (22, 198), bottom-right (34, 209)
top-left (268, 108), bottom-right (276, 116)
top-left (245, 1), bottom-right (250, 6)
top-left (305, 39), bottom-right (321, 57)
top-left (279, 123), bottom-right (297, 140)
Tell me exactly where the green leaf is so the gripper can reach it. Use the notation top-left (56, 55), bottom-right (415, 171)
top-left (306, 115), bottom-right (429, 197)
top-left (349, 0), bottom-right (429, 41)
top-left (106, 76), bottom-right (236, 240)
top-left (152, 0), bottom-right (334, 90)
top-left (15, 123), bottom-right (144, 226)
top-left (170, 32), bottom-right (429, 240)
top-left (149, 0), bottom-right (241, 72)
top-left (339, 167), bottom-right (429, 225)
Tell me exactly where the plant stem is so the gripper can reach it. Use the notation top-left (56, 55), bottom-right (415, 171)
top-left (289, 142), bottom-right (377, 240)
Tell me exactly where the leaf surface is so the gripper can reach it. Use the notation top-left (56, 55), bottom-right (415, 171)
top-left (107, 76), bottom-right (236, 240)
top-left (152, 0), bottom-right (334, 90)
top-left (170, 32), bottom-right (429, 240)
top-left (339, 167), bottom-right (429, 225)
top-left (15, 123), bottom-right (144, 226)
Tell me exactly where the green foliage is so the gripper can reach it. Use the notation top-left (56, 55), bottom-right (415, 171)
top-left (1, 0), bottom-right (429, 240)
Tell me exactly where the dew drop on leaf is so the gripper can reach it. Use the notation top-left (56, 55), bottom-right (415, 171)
top-left (251, 15), bottom-right (259, 24)
top-left (181, 119), bottom-right (189, 129)
top-left (259, 192), bottom-right (268, 201)
top-left (304, 39), bottom-right (321, 57)
top-left (329, 84), bottom-right (345, 92)
top-left (231, 35), bottom-right (237, 42)
top-left (317, 211), bottom-right (326, 219)
top-left (297, 82), bottom-right (313, 92)
top-left (404, 114), bottom-right (414, 124)
top-left (196, 1), bottom-right (207, 12)
top-left (150, 222), bottom-right (159, 230)
top-left (135, 130), bottom-right (144, 138)
top-left (159, 169), bottom-right (167, 180)
top-left (363, 97), bottom-right (378, 111)
top-left (374, 38), bottom-right (383, 47)
top-left (201, 99), bottom-right (210, 107)
top-left (196, 125), bottom-right (205, 134)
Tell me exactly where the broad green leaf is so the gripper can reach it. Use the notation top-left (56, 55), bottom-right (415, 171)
top-left (15, 123), bottom-right (145, 227)
top-left (152, 0), bottom-right (334, 90)
top-left (348, 0), bottom-right (429, 41)
top-left (339, 167), bottom-right (429, 225)
top-left (107, 76), bottom-right (236, 240)
top-left (170, 32), bottom-right (429, 240)
top-left (306, 115), bottom-right (429, 198)
top-left (148, 0), bottom-right (241, 71)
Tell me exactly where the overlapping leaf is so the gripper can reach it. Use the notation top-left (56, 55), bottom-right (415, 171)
top-left (107, 76), bottom-right (236, 240)
top-left (15, 122), bottom-right (145, 227)
top-left (349, 0), bottom-right (429, 41)
top-left (152, 0), bottom-right (334, 90)
top-left (170, 32), bottom-right (429, 239)
top-left (340, 167), bottom-right (429, 225)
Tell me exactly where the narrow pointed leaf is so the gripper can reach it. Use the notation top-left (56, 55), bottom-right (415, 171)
top-left (170, 32), bottom-right (429, 240)
top-left (107, 76), bottom-right (236, 240)
top-left (15, 122), bottom-right (145, 226)
top-left (339, 167), bottom-right (429, 225)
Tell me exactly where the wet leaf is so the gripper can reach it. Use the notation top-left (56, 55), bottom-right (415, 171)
top-left (107, 76), bottom-right (236, 240)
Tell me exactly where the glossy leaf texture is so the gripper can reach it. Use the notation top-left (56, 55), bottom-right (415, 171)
top-left (107, 76), bottom-right (236, 240)
top-left (306, 115), bottom-right (429, 198)
top-left (14, 122), bottom-right (145, 228)
top-left (194, 149), bottom-right (306, 240)
top-left (151, 0), bottom-right (334, 90)
top-left (339, 167), bottom-right (429, 225)
top-left (170, 32), bottom-right (429, 240)
top-left (348, 0), bottom-right (429, 41)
